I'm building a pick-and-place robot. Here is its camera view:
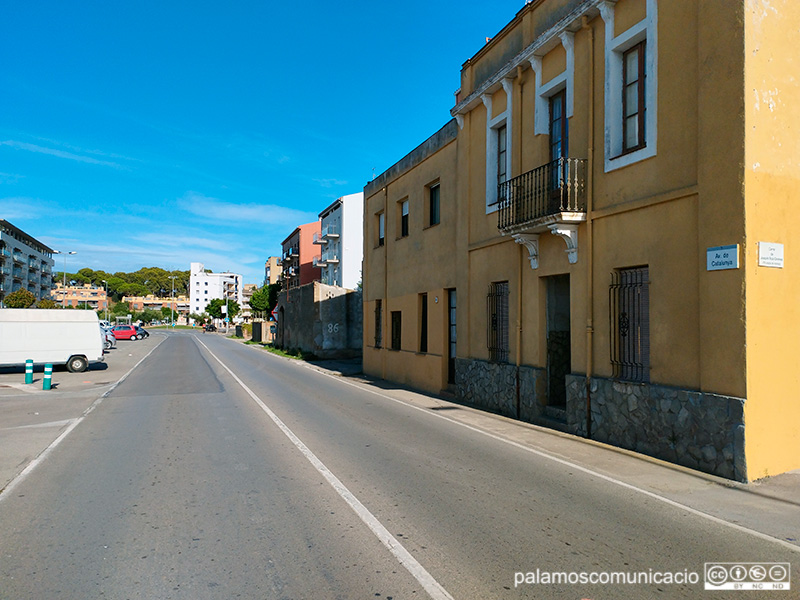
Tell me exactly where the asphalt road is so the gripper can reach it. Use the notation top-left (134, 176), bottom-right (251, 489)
top-left (0, 331), bottom-right (797, 599)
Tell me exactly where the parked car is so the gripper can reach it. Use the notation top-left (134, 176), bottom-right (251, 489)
top-left (204, 324), bottom-right (216, 332)
top-left (134, 326), bottom-right (149, 339)
top-left (112, 324), bottom-right (140, 340)
top-left (101, 325), bottom-right (116, 350)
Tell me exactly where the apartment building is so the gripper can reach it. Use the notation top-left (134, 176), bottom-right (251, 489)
top-left (314, 193), bottom-right (364, 289)
top-left (123, 294), bottom-right (189, 317)
top-left (280, 221), bottom-right (321, 290)
top-left (189, 262), bottom-right (243, 316)
top-left (52, 283), bottom-right (109, 311)
top-left (363, 0), bottom-right (800, 482)
top-left (264, 256), bottom-right (282, 286)
top-left (0, 220), bottom-right (55, 304)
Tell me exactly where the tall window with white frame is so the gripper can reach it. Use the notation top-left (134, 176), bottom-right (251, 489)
top-left (497, 125), bottom-right (507, 190)
top-left (377, 212), bottom-right (385, 247)
top-left (399, 199), bottom-right (409, 238)
top-left (623, 41), bottom-right (646, 153)
top-left (428, 183), bottom-right (440, 227)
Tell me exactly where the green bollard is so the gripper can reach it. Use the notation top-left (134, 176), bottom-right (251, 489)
top-left (43, 364), bottom-right (52, 391)
top-left (25, 359), bottom-right (33, 384)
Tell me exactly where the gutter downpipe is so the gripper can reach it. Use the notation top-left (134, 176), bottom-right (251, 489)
top-left (383, 185), bottom-right (389, 381)
top-left (582, 15), bottom-right (595, 440)
top-left (515, 66), bottom-right (524, 420)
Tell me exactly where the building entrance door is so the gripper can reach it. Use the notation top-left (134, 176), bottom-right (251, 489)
top-left (447, 289), bottom-right (456, 384)
top-left (546, 274), bottom-right (571, 407)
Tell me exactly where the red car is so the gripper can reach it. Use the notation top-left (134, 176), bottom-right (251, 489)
top-left (112, 325), bottom-right (141, 340)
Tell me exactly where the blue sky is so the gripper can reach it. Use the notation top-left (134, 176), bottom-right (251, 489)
top-left (1, 1), bottom-right (524, 284)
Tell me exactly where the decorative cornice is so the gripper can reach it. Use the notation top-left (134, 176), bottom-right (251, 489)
top-left (451, 0), bottom-right (604, 117)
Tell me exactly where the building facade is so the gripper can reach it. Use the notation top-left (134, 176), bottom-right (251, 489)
top-left (363, 0), bottom-right (800, 482)
top-left (123, 294), bottom-right (189, 318)
top-left (314, 192), bottom-right (364, 289)
top-left (264, 256), bottom-right (282, 286)
top-left (280, 222), bottom-right (321, 290)
top-left (0, 220), bottom-right (55, 304)
top-left (189, 262), bottom-right (243, 317)
top-left (52, 283), bottom-right (109, 311)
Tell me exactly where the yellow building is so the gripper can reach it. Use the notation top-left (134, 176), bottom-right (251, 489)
top-left (363, 0), bottom-right (800, 482)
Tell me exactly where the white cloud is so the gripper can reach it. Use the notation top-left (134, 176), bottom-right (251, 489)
top-left (178, 192), bottom-right (318, 227)
top-left (0, 140), bottom-right (124, 169)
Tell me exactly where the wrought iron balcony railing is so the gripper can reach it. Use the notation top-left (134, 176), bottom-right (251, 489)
top-left (497, 157), bottom-right (587, 232)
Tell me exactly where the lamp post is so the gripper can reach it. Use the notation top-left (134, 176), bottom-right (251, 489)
top-left (168, 275), bottom-right (178, 327)
top-left (53, 250), bottom-right (76, 306)
top-left (101, 279), bottom-right (108, 321)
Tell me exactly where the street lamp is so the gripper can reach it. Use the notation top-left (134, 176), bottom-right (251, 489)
top-left (168, 275), bottom-right (178, 327)
top-left (53, 250), bottom-right (76, 306)
top-left (101, 279), bottom-right (108, 321)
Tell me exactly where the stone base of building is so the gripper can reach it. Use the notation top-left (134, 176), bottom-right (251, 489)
top-left (454, 358), bottom-right (747, 482)
top-left (566, 375), bottom-right (746, 481)
top-left (454, 358), bottom-right (547, 423)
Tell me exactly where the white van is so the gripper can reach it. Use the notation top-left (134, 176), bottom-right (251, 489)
top-left (0, 309), bottom-right (105, 373)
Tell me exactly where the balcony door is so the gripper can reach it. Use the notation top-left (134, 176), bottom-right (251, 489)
top-left (546, 274), bottom-right (570, 409)
top-left (549, 91), bottom-right (568, 212)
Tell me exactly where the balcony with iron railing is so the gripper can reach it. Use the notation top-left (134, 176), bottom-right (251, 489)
top-left (497, 157), bottom-right (588, 267)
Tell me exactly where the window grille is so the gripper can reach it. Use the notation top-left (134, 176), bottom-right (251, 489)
top-left (487, 281), bottom-right (509, 363)
top-left (609, 267), bottom-right (650, 382)
top-left (375, 300), bottom-right (382, 348)
top-left (391, 311), bottom-right (402, 351)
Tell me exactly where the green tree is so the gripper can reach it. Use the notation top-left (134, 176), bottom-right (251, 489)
top-left (36, 298), bottom-right (59, 309)
top-left (161, 305), bottom-right (174, 320)
top-left (4, 289), bottom-right (37, 308)
top-left (206, 298), bottom-right (240, 321)
top-left (111, 301), bottom-right (131, 316)
top-left (248, 285), bottom-right (270, 318)
top-left (140, 308), bottom-right (161, 324)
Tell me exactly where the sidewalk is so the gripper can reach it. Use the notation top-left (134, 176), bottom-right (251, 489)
top-left (303, 357), bottom-right (800, 551)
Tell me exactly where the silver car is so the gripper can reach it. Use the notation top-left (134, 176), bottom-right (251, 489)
top-left (100, 325), bottom-right (116, 350)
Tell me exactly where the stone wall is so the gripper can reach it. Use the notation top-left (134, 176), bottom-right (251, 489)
top-left (276, 282), bottom-right (362, 359)
top-left (455, 358), bottom-right (546, 422)
top-left (566, 375), bottom-right (746, 481)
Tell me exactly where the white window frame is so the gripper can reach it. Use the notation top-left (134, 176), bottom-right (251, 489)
top-left (600, 0), bottom-right (658, 172)
top-left (530, 31), bottom-right (575, 136)
top-left (483, 78), bottom-right (514, 213)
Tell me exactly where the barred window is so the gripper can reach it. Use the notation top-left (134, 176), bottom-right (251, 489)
top-left (610, 267), bottom-right (650, 382)
top-left (419, 293), bottom-right (428, 353)
top-left (487, 281), bottom-right (509, 363)
top-left (375, 299), bottom-right (382, 348)
top-left (391, 311), bottom-right (402, 351)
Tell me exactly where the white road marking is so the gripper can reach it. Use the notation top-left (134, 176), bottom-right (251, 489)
top-left (3, 419), bottom-right (75, 430)
top-left (0, 337), bottom-right (167, 502)
top-left (196, 337), bottom-right (454, 600)
top-left (304, 365), bottom-right (800, 555)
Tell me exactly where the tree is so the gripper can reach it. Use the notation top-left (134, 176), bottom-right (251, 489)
top-left (4, 289), bottom-right (36, 308)
top-left (139, 308), bottom-right (161, 324)
top-left (111, 301), bottom-right (131, 316)
top-left (206, 298), bottom-right (240, 321)
top-left (36, 298), bottom-right (59, 309)
top-left (248, 286), bottom-right (270, 318)
top-left (161, 306), bottom-right (174, 320)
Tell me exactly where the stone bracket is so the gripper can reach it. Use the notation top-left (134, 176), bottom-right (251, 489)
top-left (548, 224), bottom-right (579, 264)
top-left (513, 233), bottom-right (540, 269)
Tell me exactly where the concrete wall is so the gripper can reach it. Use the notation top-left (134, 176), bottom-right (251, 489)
top-left (276, 282), bottom-right (361, 359)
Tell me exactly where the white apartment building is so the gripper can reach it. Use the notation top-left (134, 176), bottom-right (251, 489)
top-left (313, 192), bottom-right (363, 289)
top-left (0, 220), bottom-right (55, 304)
top-left (189, 262), bottom-right (243, 318)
